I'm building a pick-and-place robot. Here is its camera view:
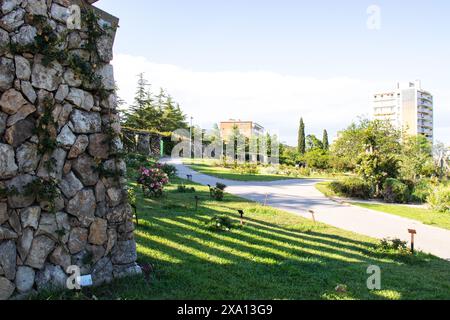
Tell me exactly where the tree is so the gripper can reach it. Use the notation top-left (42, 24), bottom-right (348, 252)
top-left (204, 123), bottom-right (221, 144)
top-left (357, 152), bottom-right (400, 195)
top-left (306, 134), bottom-right (323, 151)
top-left (433, 141), bottom-right (450, 180)
top-left (400, 135), bottom-right (435, 182)
top-left (331, 118), bottom-right (401, 171)
top-left (331, 118), bottom-right (402, 194)
top-left (298, 118), bottom-right (306, 155)
top-left (280, 144), bottom-right (299, 166)
top-left (123, 74), bottom-right (188, 133)
top-left (122, 73), bottom-right (154, 130)
top-left (304, 149), bottom-right (330, 169)
top-left (227, 125), bottom-right (246, 162)
top-left (159, 94), bottom-right (188, 132)
top-left (323, 130), bottom-right (329, 150)
top-left (355, 120), bottom-right (402, 194)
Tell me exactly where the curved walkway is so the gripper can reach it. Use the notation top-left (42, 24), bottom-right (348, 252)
top-left (164, 158), bottom-right (450, 261)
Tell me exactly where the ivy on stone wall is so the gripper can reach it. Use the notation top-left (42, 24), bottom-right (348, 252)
top-left (4, 8), bottom-right (123, 209)
top-left (0, 1), bottom-right (140, 300)
top-left (35, 97), bottom-right (58, 157)
top-left (24, 177), bottom-right (59, 213)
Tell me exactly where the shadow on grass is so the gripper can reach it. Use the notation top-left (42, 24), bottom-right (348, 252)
top-left (36, 176), bottom-right (450, 300)
top-left (126, 180), bottom-right (450, 300)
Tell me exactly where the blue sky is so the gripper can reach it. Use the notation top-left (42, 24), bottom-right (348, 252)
top-left (96, 0), bottom-right (450, 145)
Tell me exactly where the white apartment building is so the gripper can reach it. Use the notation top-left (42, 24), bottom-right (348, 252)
top-left (373, 80), bottom-right (434, 143)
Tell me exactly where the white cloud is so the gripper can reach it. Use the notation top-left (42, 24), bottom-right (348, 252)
top-left (112, 54), bottom-right (449, 146)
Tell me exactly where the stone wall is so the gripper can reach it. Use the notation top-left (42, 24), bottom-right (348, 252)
top-left (0, 0), bottom-right (139, 300)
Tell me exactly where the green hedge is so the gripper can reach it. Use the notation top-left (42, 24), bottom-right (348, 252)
top-left (330, 178), bottom-right (373, 199)
top-left (382, 178), bottom-right (411, 204)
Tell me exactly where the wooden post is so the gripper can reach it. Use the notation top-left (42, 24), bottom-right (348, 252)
top-left (408, 229), bottom-right (417, 253)
top-left (238, 210), bottom-right (245, 225)
top-left (309, 210), bottom-right (316, 224)
top-left (195, 196), bottom-right (200, 211)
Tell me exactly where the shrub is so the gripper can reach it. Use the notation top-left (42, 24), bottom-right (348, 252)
top-left (376, 238), bottom-right (427, 264)
top-left (277, 165), bottom-right (310, 177)
top-left (233, 163), bottom-right (259, 175)
top-left (278, 165), bottom-right (297, 177)
top-left (215, 183), bottom-right (227, 191)
top-left (379, 238), bottom-right (408, 251)
top-left (259, 166), bottom-right (279, 175)
top-left (159, 163), bottom-right (177, 178)
top-left (206, 215), bottom-right (235, 232)
top-left (411, 179), bottom-right (433, 203)
top-left (211, 189), bottom-right (224, 201)
top-left (427, 186), bottom-right (450, 213)
top-left (137, 166), bottom-right (169, 197)
top-left (377, 238), bottom-right (412, 261)
top-left (127, 187), bottom-right (137, 220)
top-left (382, 178), bottom-right (410, 204)
top-left (297, 167), bottom-right (311, 177)
top-left (177, 185), bottom-right (196, 193)
top-left (127, 187), bottom-right (137, 208)
top-left (330, 177), bottom-right (373, 199)
top-left (209, 183), bottom-right (227, 201)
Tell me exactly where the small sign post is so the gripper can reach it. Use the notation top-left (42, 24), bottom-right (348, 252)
top-left (238, 210), bottom-right (245, 225)
top-left (408, 229), bottom-right (417, 254)
top-left (309, 210), bottom-right (316, 224)
top-left (194, 196), bottom-right (200, 211)
top-left (264, 193), bottom-right (269, 206)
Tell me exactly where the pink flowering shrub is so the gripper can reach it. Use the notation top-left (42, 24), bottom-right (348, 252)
top-left (137, 166), bottom-right (170, 197)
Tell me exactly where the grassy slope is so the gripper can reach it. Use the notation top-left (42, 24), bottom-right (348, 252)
top-left (316, 182), bottom-right (450, 231)
top-left (40, 174), bottom-right (450, 300)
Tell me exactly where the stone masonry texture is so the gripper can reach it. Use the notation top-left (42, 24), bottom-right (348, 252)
top-left (0, 0), bottom-right (139, 300)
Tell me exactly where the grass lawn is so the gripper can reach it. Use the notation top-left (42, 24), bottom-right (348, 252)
top-left (316, 182), bottom-right (450, 231)
top-left (38, 172), bottom-right (450, 300)
top-left (184, 159), bottom-right (295, 182)
top-left (184, 159), bottom-right (350, 182)
top-left (316, 182), bottom-right (339, 198)
top-left (352, 203), bottom-right (450, 231)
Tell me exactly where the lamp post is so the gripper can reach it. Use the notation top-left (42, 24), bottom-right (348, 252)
top-left (238, 210), bottom-right (245, 225)
top-left (309, 210), bottom-right (316, 224)
top-left (189, 116), bottom-right (193, 159)
top-left (408, 229), bottom-right (417, 254)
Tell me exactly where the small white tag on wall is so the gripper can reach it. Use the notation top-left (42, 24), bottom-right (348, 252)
top-left (78, 275), bottom-right (93, 287)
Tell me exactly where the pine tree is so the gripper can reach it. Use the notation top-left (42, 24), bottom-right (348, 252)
top-left (323, 129), bottom-right (329, 150)
top-left (298, 118), bottom-right (306, 154)
top-left (123, 73), bottom-right (154, 129)
top-left (123, 74), bottom-right (188, 133)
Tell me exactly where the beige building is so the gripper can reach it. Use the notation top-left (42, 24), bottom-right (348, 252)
top-left (373, 81), bottom-right (434, 142)
top-left (219, 120), bottom-right (265, 141)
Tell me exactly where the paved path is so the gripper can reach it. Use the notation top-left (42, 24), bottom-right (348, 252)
top-left (164, 158), bottom-right (450, 261)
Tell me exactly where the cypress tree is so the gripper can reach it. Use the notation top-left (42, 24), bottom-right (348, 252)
top-left (323, 129), bottom-right (329, 150)
top-left (298, 118), bottom-right (306, 154)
